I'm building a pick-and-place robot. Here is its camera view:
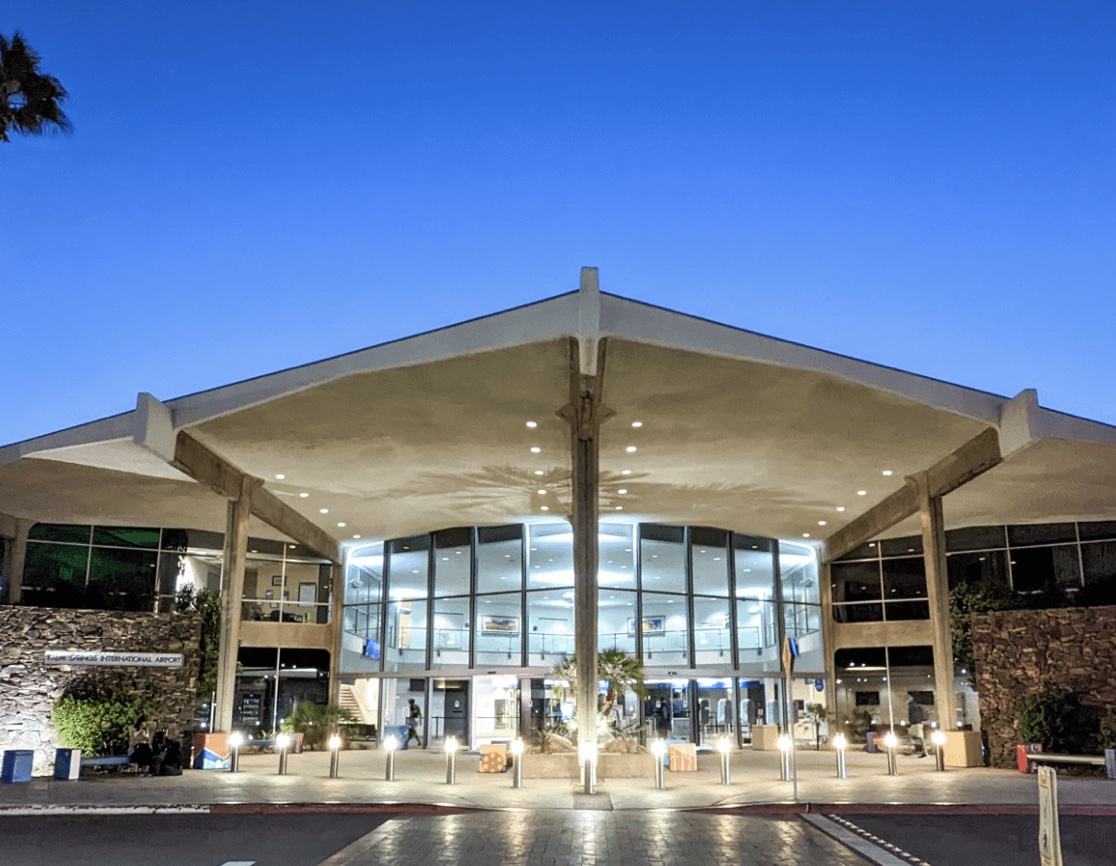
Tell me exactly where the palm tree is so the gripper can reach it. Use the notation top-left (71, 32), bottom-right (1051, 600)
top-left (551, 649), bottom-right (648, 730)
top-left (1, 32), bottom-right (70, 142)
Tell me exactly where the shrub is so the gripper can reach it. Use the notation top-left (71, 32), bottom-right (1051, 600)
top-left (52, 692), bottom-right (148, 757)
top-left (280, 702), bottom-right (353, 750)
top-left (1016, 690), bottom-right (1103, 754)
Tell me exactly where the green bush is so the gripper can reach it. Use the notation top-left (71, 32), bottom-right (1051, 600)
top-left (52, 693), bottom-right (148, 757)
top-left (1016, 690), bottom-right (1103, 754)
top-left (280, 702), bottom-right (354, 750)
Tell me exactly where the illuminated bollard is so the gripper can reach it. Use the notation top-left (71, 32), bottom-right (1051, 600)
top-left (579, 740), bottom-right (597, 795)
top-left (384, 735), bottom-right (397, 781)
top-left (511, 737), bottom-right (524, 789)
top-left (932, 730), bottom-right (947, 772)
top-left (884, 732), bottom-right (899, 776)
top-left (228, 732), bottom-right (242, 774)
top-left (328, 734), bottom-right (342, 779)
top-left (832, 733), bottom-right (848, 779)
top-left (651, 739), bottom-right (666, 789)
top-left (275, 733), bottom-right (290, 776)
top-left (777, 734), bottom-right (793, 782)
top-left (445, 736), bottom-right (458, 785)
top-left (716, 736), bottom-right (732, 785)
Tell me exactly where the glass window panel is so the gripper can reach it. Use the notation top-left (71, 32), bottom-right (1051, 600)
top-left (1081, 541), bottom-right (1116, 604)
top-left (947, 549), bottom-right (1010, 592)
top-left (20, 542), bottom-right (89, 606)
top-left (880, 536), bottom-right (922, 557)
top-left (433, 528), bottom-right (471, 597)
top-left (474, 592), bottom-right (522, 666)
top-left (388, 535), bottom-right (430, 600)
top-left (945, 525), bottom-right (1007, 553)
top-left (734, 535), bottom-right (775, 599)
top-left (1010, 544), bottom-right (1080, 593)
top-left (431, 596), bottom-right (470, 666)
top-left (834, 541), bottom-right (878, 562)
top-left (527, 589), bottom-right (574, 666)
top-left (477, 525), bottom-right (523, 594)
top-left (1008, 523), bottom-right (1078, 547)
top-left (242, 556), bottom-right (281, 612)
top-left (882, 557), bottom-right (927, 600)
top-left (783, 602), bottom-right (821, 638)
top-left (736, 598), bottom-right (777, 656)
top-left (160, 528), bottom-right (224, 552)
top-left (345, 544), bottom-right (384, 604)
top-left (640, 524), bottom-right (686, 594)
top-left (599, 588), bottom-right (636, 655)
top-left (1079, 521), bottom-right (1116, 542)
top-left (87, 547), bottom-right (157, 611)
top-left (691, 528), bottom-right (729, 597)
top-left (246, 538), bottom-right (285, 557)
top-left (884, 601), bottom-right (930, 621)
top-left (779, 541), bottom-right (819, 605)
top-left (283, 560), bottom-right (330, 624)
top-left (640, 590), bottom-right (689, 667)
top-left (92, 526), bottom-right (160, 549)
top-left (830, 560), bottom-right (881, 602)
top-left (384, 599), bottom-right (428, 672)
top-left (832, 603), bottom-right (884, 623)
top-left (599, 523), bottom-right (635, 589)
top-left (693, 596), bottom-right (731, 665)
top-left (527, 523), bottom-right (573, 589)
top-left (340, 604), bottom-right (382, 674)
top-left (28, 524), bottom-right (90, 544)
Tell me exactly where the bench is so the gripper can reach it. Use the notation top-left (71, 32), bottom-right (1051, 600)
top-left (79, 755), bottom-right (132, 774)
top-left (1028, 752), bottom-right (1115, 779)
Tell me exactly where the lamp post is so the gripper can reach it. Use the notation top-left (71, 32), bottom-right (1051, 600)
top-left (511, 737), bottom-right (524, 789)
top-left (884, 732), bottom-right (899, 776)
top-left (777, 734), bottom-right (793, 782)
top-left (932, 730), bottom-right (947, 772)
top-left (716, 736), bottom-right (732, 785)
top-left (328, 734), bottom-right (342, 779)
top-left (832, 733), bottom-right (848, 779)
top-left (275, 732), bottom-right (290, 776)
top-left (445, 736), bottom-right (458, 785)
top-left (579, 740), bottom-right (597, 795)
top-left (228, 732), bottom-right (242, 773)
top-left (651, 739), bottom-right (666, 790)
top-left (384, 734), bottom-right (397, 781)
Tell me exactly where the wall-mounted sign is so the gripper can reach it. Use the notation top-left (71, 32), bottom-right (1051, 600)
top-left (44, 650), bottom-right (184, 668)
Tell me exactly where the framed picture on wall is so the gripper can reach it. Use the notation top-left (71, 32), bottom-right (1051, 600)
top-left (265, 589), bottom-right (274, 601)
top-left (298, 582), bottom-right (316, 604)
top-left (271, 575), bottom-right (283, 586)
top-left (628, 616), bottom-right (665, 635)
top-left (480, 615), bottom-right (519, 634)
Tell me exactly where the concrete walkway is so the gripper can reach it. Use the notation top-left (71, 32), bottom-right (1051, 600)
top-left (2, 746), bottom-right (1114, 814)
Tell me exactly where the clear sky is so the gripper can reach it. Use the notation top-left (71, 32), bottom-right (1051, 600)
top-left (2, 2), bottom-right (1114, 445)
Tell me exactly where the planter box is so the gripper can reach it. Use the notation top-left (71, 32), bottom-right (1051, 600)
top-left (751, 725), bottom-right (781, 751)
top-left (943, 730), bottom-right (984, 768)
top-left (520, 752), bottom-right (579, 779)
top-left (599, 752), bottom-right (655, 778)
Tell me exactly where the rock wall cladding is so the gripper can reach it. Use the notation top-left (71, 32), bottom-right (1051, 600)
top-left (972, 605), bottom-right (1116, 769)
top-left (0, 606), bottom-right (201, 775)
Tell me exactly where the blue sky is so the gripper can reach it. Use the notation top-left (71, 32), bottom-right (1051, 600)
top-left (2, 2), bottom-right (1114, 444)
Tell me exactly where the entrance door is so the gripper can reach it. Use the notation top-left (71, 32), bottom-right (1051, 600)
top-left (644, 680), bottom-right (693, 742)
top-left (442, 680), bottom-right (469, 742)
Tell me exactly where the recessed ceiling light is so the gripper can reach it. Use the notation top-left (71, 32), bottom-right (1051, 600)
top-left (713, 557), bottom-right (721, 561)
top-left (836, 507), bottom-right (846, 512)
top-left (534, 470), bottom-right (544, 476)
top-left (857, 490), bottom-right (867, 496)
top-left (882, 470), bottom-right (893, 476)
top-left (618, 489), bottom-right (627, 495)
top-left (337, 522), bottom-right (346, 528)
top-left (456, 550), bottom-right (462, 555)
top-left (299, 492), bottom-right (309, 498)
top-left (442, 557), bottom-right (449, 561)
top-left (353, 534), bottom-right (360, 539)
top-left (621, 469), bottom-right (632, 475)
top-left (803, 533), bottom-right (811, 538)
top-left (615, 506), bottom-right (623, 511)
top-left (275, 474), bottom-right (285, 480)
top-left (540, 506), bottom-right (549, 511)
top-left (319, 508), bottom-right (329, 514)
top-left (538, 489), bottom-right (547, 495)
top-left (530, 446), bottom-right (541, 453)
top-left (818, 521), bottom-right (826, 526)
top-left (289, 544), bottom-right (296, 549)
top-left (631, 421), bottom-right (643, 428)
top-left (625, 446), bottom-right (637, 453)
top-left (526, 421), bottom-right (538, 428)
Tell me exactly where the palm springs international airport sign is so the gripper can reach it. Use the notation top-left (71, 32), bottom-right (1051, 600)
top-left (44, 650), bottom-right (184, 668)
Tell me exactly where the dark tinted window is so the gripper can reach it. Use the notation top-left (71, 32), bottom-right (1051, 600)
top-left (1010, 545), bottom-right (1080, 593)
top-left (884, 601), bottom-right (930, 621)
top-left (835, 541), bottom-right (879, 562)
top-left (28, 524), bottom-right (90, 544)
top-left (1008, 523), bottom-right (1078, 547)
top-left (882, 557), bottom-right (927, 599)
top-left (880, 536), bottom-right (922, 557)
top-left (889, 645), bottom-right (934, 667)
top-left (640, 524), bottom-right (685, 544)
top-left (88, 548), bottom-right (158, 610)
top-left (20, 542), bottom-right (90, 606)
top-left (835, 647), bottom-right (887, 669)
top-left (945, 525), bottom-right (1006, 552)
top-left (832, 603), bottom-right (883, 623)
top-left (1079, 522), bottom-right (1116, 542)
top-left (830, 561), bottom-right (881, 602)
top-left (92, 527), bottom-right (160, 549)
top-left (947, 550), bottom-right (1010, 591)
top-left (1082, 541), bottom-right (1116, 585)
top-left (161, 528), bottom-right (224, 551)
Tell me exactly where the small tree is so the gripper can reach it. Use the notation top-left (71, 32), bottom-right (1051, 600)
top-left (175, 586), bottom-right (221, 697)
top-left (551, 649), bottom-right (647, 737)
top-left (1, 33), bottom-right (70, 142)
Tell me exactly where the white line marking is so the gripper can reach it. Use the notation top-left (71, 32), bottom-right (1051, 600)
top-left (220, 861), bottom-right (256, 865)
top-left (800, 813), bottom-right (928, 866)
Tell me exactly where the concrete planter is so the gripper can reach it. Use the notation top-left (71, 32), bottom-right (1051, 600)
top-left (599, 751), bottom-right (655, 778)
top-left (520, 752), bottom-right (579, 779)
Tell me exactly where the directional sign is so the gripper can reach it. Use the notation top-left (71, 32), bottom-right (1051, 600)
top-left (1038, 765), bottom-right (1063, 866)
top-left (781, 636), bottom-right (798, 675)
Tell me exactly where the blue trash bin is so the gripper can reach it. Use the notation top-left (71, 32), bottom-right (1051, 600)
top-left (2, 750), bottom-right (34, 783)
top-left (54, 749), bottom-right (81, 781)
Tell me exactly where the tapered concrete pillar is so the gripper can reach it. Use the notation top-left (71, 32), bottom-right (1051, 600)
top-left (817, 561), bottom-right (839, 725)
top-left (913, 471), bottom-right (958, 731)
top-left (214, 476), bottom-right (259, 732)
top-left (3, 519), bottom-right (32, 604)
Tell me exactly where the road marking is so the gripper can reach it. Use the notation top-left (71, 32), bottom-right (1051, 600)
top-left (219, 861), bottom-right (256, 866)
top-left (800, 813), bottom-right (931, 866)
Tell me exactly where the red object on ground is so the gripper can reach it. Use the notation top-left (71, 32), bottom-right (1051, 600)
top-left (1016, 743), bottom-right (1042, 773)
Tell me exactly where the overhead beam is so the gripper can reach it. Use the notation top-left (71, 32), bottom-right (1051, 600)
top-left (172, 431), bottom-right (341, 563)
top-left (823, 427), bottom-right (1002, 562)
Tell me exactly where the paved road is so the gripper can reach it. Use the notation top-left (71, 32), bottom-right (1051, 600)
top-left (846, 814), bottom-right (1116, 866)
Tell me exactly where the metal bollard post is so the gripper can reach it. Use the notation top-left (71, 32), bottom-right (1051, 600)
top-left (384, 735), bottom-right (397, 781)
top-left (329, 735), bottom-right (341, 779)
top-left (579, 740), bottom-right (597, 795)
top-left (652, 739), bottom-right (666, 789)
top-left (276, 733), bottom-right (290, 776)
top-left (511, 738), bottom-right (524, 789)
top-left (833, 733), bottom-right (848, 779)
top-left (777, 734), bottom-right (792, 782)
top-left (445, 736), bottom-right (458, 785)
top-left (884, 733), bottom-right (899, 776)
top-left (932, 731), bottom-right (947, 772)
top-left (717, 737), bottom-right (731, 785)
top-left (228, 732), bottom-right (242, 773)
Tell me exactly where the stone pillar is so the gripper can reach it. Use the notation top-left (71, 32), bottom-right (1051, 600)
top-left (214, 476), bottom-right (258, 732)
top-left (4, 519), bottom-right (32, 604)
top-left (913, 471), bottom-right (958, 731)
top-left (817, 560), bottom-right (839, 727)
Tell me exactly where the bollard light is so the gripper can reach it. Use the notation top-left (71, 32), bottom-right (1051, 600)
top-left (931, 730), bottom-right (947, 772)
top-left (511, 737), bottom-right (525, 789)
top-left (716, 736), bottom-right (732, 785)
top-left (579, 740), bottom-right (597, 795)
top-left (228, 732), bottom-right (243, 773)
top-left (275, 732), bottom-right (291, 776)
top-left (832, 732), bottom-right (848, 779)
top-left (651, 738), bottom-right (666, 790)
top-left (445, 736), bottom-right (458, 785)
top-left (328, 734), bottom-right (342, 779)
top-left (883, 732), bottom-right (899, 776)
top-left (384, 734), bottom-right (398, 781)
top-left (777, 734), bottom-right (793, 782)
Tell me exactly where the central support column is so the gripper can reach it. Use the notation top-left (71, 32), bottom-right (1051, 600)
top-left (215, 475), bottom-right (261, 733)
top-left (3, 518), bottom-right (32, 604)
top-left (912, 471), bottom-right (958, 731)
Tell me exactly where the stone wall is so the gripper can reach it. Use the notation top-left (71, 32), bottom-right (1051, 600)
top-left (0, 605), bottom-right (202, 775)
top-left (972, 605), bottom-right (1116, 769)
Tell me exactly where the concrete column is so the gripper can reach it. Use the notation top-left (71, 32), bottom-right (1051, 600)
top-left (913, 471), bottom-right (958, 731)
top-left (5, 519), bottom-right (32, 604)
top-left (817, 561), bottom-right (839, 728)
top-left (215, 476), bottom-right (258, 732)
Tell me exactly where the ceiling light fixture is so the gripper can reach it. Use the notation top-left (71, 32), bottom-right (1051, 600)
top-left (299, 492), bottom-right (309, 498)
top-left (540, 506), bottom-right (549, 511)
top-left (319, 508), bottom-right (329, 514)
top-left (353, 534), bottom-right (360, 539)
top-left (337, 522), bottom-right (346, 528)
top-left (621, 469), bottom-right (632, 475)
top-left (534, 470), bottom-right (544, 476)
top-left (616, 506), bottom-right (623, 510)
top-left (526, 421), bottom-right (538, 428)
top-left (631, 421), bottom-right (643, 428)
top-left (836, 506), bottom-right (845, 512)
top-left (803, 533), bottom-right (810, 538)
top-left (275, 474), bottom-right (285, 480)
top-left (818, 521), bottom-right (826, 526)
top-left (625, 446), bottom-right (637, 453)
top-left (530, 446), bottom-right (541, 453)
top-left (538, 489), bottom-right (547, 495)
top-left (882, 470), bottom-right (893, 476)
top-left (857, 490), bottom-right (867, 496)
top-left (618, 489), bottom-right (627, 495)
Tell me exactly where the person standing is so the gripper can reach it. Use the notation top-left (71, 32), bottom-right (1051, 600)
top-left (907, 693), bottom-right (929, 757)
top-left (405, 698), bottom-right (423, 749)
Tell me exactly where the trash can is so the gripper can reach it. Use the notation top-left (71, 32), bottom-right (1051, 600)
top-left (53, 749), bottom-right (82, 780)
top-left (1, 750), bottom-right (34, 783)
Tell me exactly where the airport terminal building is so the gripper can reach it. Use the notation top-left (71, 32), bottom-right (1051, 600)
top-left (3, 269), bottom-right (1116, 753)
